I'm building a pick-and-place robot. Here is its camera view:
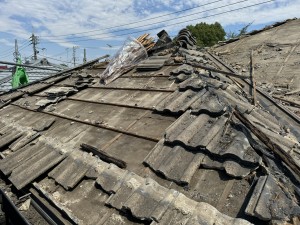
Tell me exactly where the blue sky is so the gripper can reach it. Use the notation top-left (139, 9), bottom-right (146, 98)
top-left (0, 0), bottom-right (299, 66)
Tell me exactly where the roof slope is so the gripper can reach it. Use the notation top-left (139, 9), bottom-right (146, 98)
top-left (213, 18), bottom-right (300, 116)
top-left (0, 29), bottom-right (299, 225)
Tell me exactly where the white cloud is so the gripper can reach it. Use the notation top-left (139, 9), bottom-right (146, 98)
top-left (0, 0), bottom-right (299, 61)
top-left (1, 0), bottom-right (299, 40)
top-left (0, 38), bottom-right (14, 47)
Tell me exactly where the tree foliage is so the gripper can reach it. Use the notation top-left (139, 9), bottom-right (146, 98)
top-left (187, 22), bottom-right (226, 47)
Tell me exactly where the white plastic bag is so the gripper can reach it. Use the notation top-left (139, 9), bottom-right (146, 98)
top-left (100, 37), bottom-right (148, 84)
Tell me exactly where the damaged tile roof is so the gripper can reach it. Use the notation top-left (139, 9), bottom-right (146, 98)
top-left (0, 21), bottom-right (300, 225)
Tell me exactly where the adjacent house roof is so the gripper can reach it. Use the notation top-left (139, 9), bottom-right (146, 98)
top-left (0, 58), bottom-right (67, 93)
top-left (0, 22), bottom-right (299, 225)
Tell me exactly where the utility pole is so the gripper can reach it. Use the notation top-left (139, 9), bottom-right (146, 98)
top-left (13, 39), bottom-right (20, 62)
top-left (83, 48), bottom-right (87, 63)
top-left (72, 46), bottom-right (78, 67)
top-left (30, 33), bottom-right (39, 61)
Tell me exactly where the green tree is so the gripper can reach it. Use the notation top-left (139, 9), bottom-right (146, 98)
top-left (187, 22), bottom-right (226, 47)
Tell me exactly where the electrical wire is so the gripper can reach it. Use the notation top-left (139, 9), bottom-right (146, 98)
top-left (0, 0), bottom-right (273, 61)
top-left (0, 42), bottom-right (31, 58)
top-left (39, 0), bottom-right (226, 38)
top-left (0, 40), bottom-right (31, 56)
top-left (40, 0), bottom-right (273, 44)
top-left (0, 43), bottom-right (31, 59)
top-left (42, 0), bottom-right (254, 42)
top-left (51, 49), bottom-right (70, 57)
top-left (38, 54), bottom-right (71, 64)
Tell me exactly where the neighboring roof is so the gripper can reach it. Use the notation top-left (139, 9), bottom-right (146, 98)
top-left (213, 18), bottom-right (300, 117)
top-left (0, 58), bottom-right (68, 93)
top-left (0, 26), bottom-right (299, 225)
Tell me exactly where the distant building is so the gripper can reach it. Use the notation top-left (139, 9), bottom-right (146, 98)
top-left (0, 58), bottom-right (67, 93)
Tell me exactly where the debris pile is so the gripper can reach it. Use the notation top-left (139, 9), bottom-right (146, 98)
top-left (136, 33), bottom-right (156, 51)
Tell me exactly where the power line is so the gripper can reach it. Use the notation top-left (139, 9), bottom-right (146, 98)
top-left (51, 49), bottom-right (69, 57)
top-left (0, 60), bottom-right (61, 71)
top-left (0, 40), bottom-right (30, 56)
top-left (0, 43), bottom-right (31, 59)
top-left (8, 44), bottom-right (30, 55)
top-left (40, 0), bottom-right (273, 45)
top-left (1, 40), bottom-right (28, 54)
top-left (39, 0), bottom-right (225, 38)
top-left (0, 42), bottom-right (31, 58)
top-left (78, 46), bottom-right (121, 50)
top-left (38, 54), bottom-right (71, 64)
top-left (42, 0), bottom-right (253, 42)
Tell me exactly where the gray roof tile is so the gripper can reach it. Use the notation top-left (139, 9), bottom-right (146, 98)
top-left (48, 151), bottom-right (91, 190)
top-left (144, 141), bottom-right (203, 184)
top-left (155, 90), bottom-right (202, 114)
top-left (136, 55), bottom-right (170, 71)
top-left (165, 112), bottom-right (227, 148)
top-left (170, 64), bottom-right (194, 75)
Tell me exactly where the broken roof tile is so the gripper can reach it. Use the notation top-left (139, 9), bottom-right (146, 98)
top-left (201, 155), bottom-right (257, 178)
top-left (162, 110), bottom-right (262, 165)
top-left (35, 96), bottom-right (65, 108)
top-left (144, 144), bottom-right (258, 183)
top-left (44, 86), bottom-right (78, 97)
top-left (155, 87), bottom-right (228, 116)
top-left (154, 195), bottom-right (252, 225)
top-left (0, 142), bottom-right (44, 176)
top-left (179, 48), bottom-right (205, 57)
top-left (95, 160), bottom-right (252, 224)
top-left (32, 117), bottom-right (56, 132)
top-left (186, 54), bottom-right (208, 64)
top-left (169, 73), bottom-right (191, 82)
top-left (0, 128), bottom-right (23, 149)
top-left (48, 151), bottom-right (92, 190)
top-left (8, 130), bottom-right (40, 152)
top-left (207, 125), bottom-right (262, 169)
top-left (8, 144), bottom-right (65, 190)
top-left (178, 77), bottom-right (206, 91)
top-left (189, 89), bottom-right (227, 115)
top-left (170, 64), bottom-right (194, 75)
top-left (245, 175), bottom-right (300, 221)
